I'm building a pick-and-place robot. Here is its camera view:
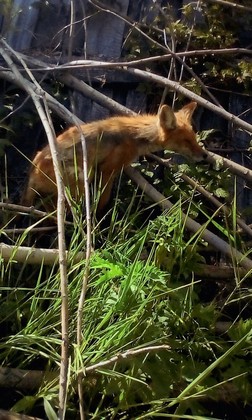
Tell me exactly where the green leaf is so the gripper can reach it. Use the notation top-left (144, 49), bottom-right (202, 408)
top-left (11, 396), bottom-right (36, 412)
top-left (215, 188), bottom-right (229, 198)
top-left (44, 398), bottom-right (58, 420)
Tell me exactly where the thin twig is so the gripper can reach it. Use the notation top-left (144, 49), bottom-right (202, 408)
top-left (66, 4), bottom-right (92, 414)
top-left (4, 47), bottom-right (251, 71)
top-left (68, 0), bottom-right (75, 62)
top-left (0, 201), bottom-right (74, 226)
top-left (83, 345), bottom-right (171, 374)
top-left (76, 129), bottom-right (92, 420)
top-left (2, 227), bottom-right (57, 234)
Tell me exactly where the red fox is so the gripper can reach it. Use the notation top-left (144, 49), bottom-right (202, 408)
top-left (21, 102), bottom-right (207, 214)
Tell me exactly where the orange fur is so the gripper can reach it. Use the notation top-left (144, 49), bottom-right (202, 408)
top-left (21, 102), bottom-right (207, 214)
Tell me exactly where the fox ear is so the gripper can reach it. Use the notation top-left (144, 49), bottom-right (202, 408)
top-left (158, 105), bottom-right (177, 130)
top-left (180, 101), bottom-right (197, 122)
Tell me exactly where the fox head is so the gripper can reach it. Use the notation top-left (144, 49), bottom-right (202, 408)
top-left (158, 102), bottom-right (207, 162)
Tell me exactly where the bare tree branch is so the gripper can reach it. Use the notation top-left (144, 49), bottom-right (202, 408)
top-left (124, 67), bottom-right (252, 133)
top-left (0, 410), bottom-right (42, 420)
top-left (0, 202), bottom-right (56, 219)
top-left (125, 166), bottom-right (252, 271)
top-left (59, 73), bottom-right (133, 115)
top-left (203, 0), bottom-right (252, 13)
top-left (0, 39), bottom-right (69, 420)
top-left (0, 242), bottom-right (85, 265)
top-left (206, 150), bottom-right (252, 184)
top-left (1, 46), bottom-right (94, 420)
top-left (150, 154), bottom-right (252, 238)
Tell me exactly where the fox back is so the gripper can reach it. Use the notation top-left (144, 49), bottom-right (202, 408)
top-left (21, 102), bottom-right (206, 214)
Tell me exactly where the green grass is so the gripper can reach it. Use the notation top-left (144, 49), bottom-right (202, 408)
top-left (0, 188), bottom-right (252, 419)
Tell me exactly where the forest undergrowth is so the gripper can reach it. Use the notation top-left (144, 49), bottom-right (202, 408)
top-left (0, 169), bottom-right (252, 419)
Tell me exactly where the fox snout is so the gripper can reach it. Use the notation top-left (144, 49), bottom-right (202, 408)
top-left (192, 150), bottom-right (208, 162)
top-left (181, 138), bottom-right (208, 162)
top-left (174, 142), bottom-right (208, 163)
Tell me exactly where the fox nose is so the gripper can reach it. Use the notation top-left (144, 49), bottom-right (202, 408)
top-left (194, 152), bottom-right (208, 162)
